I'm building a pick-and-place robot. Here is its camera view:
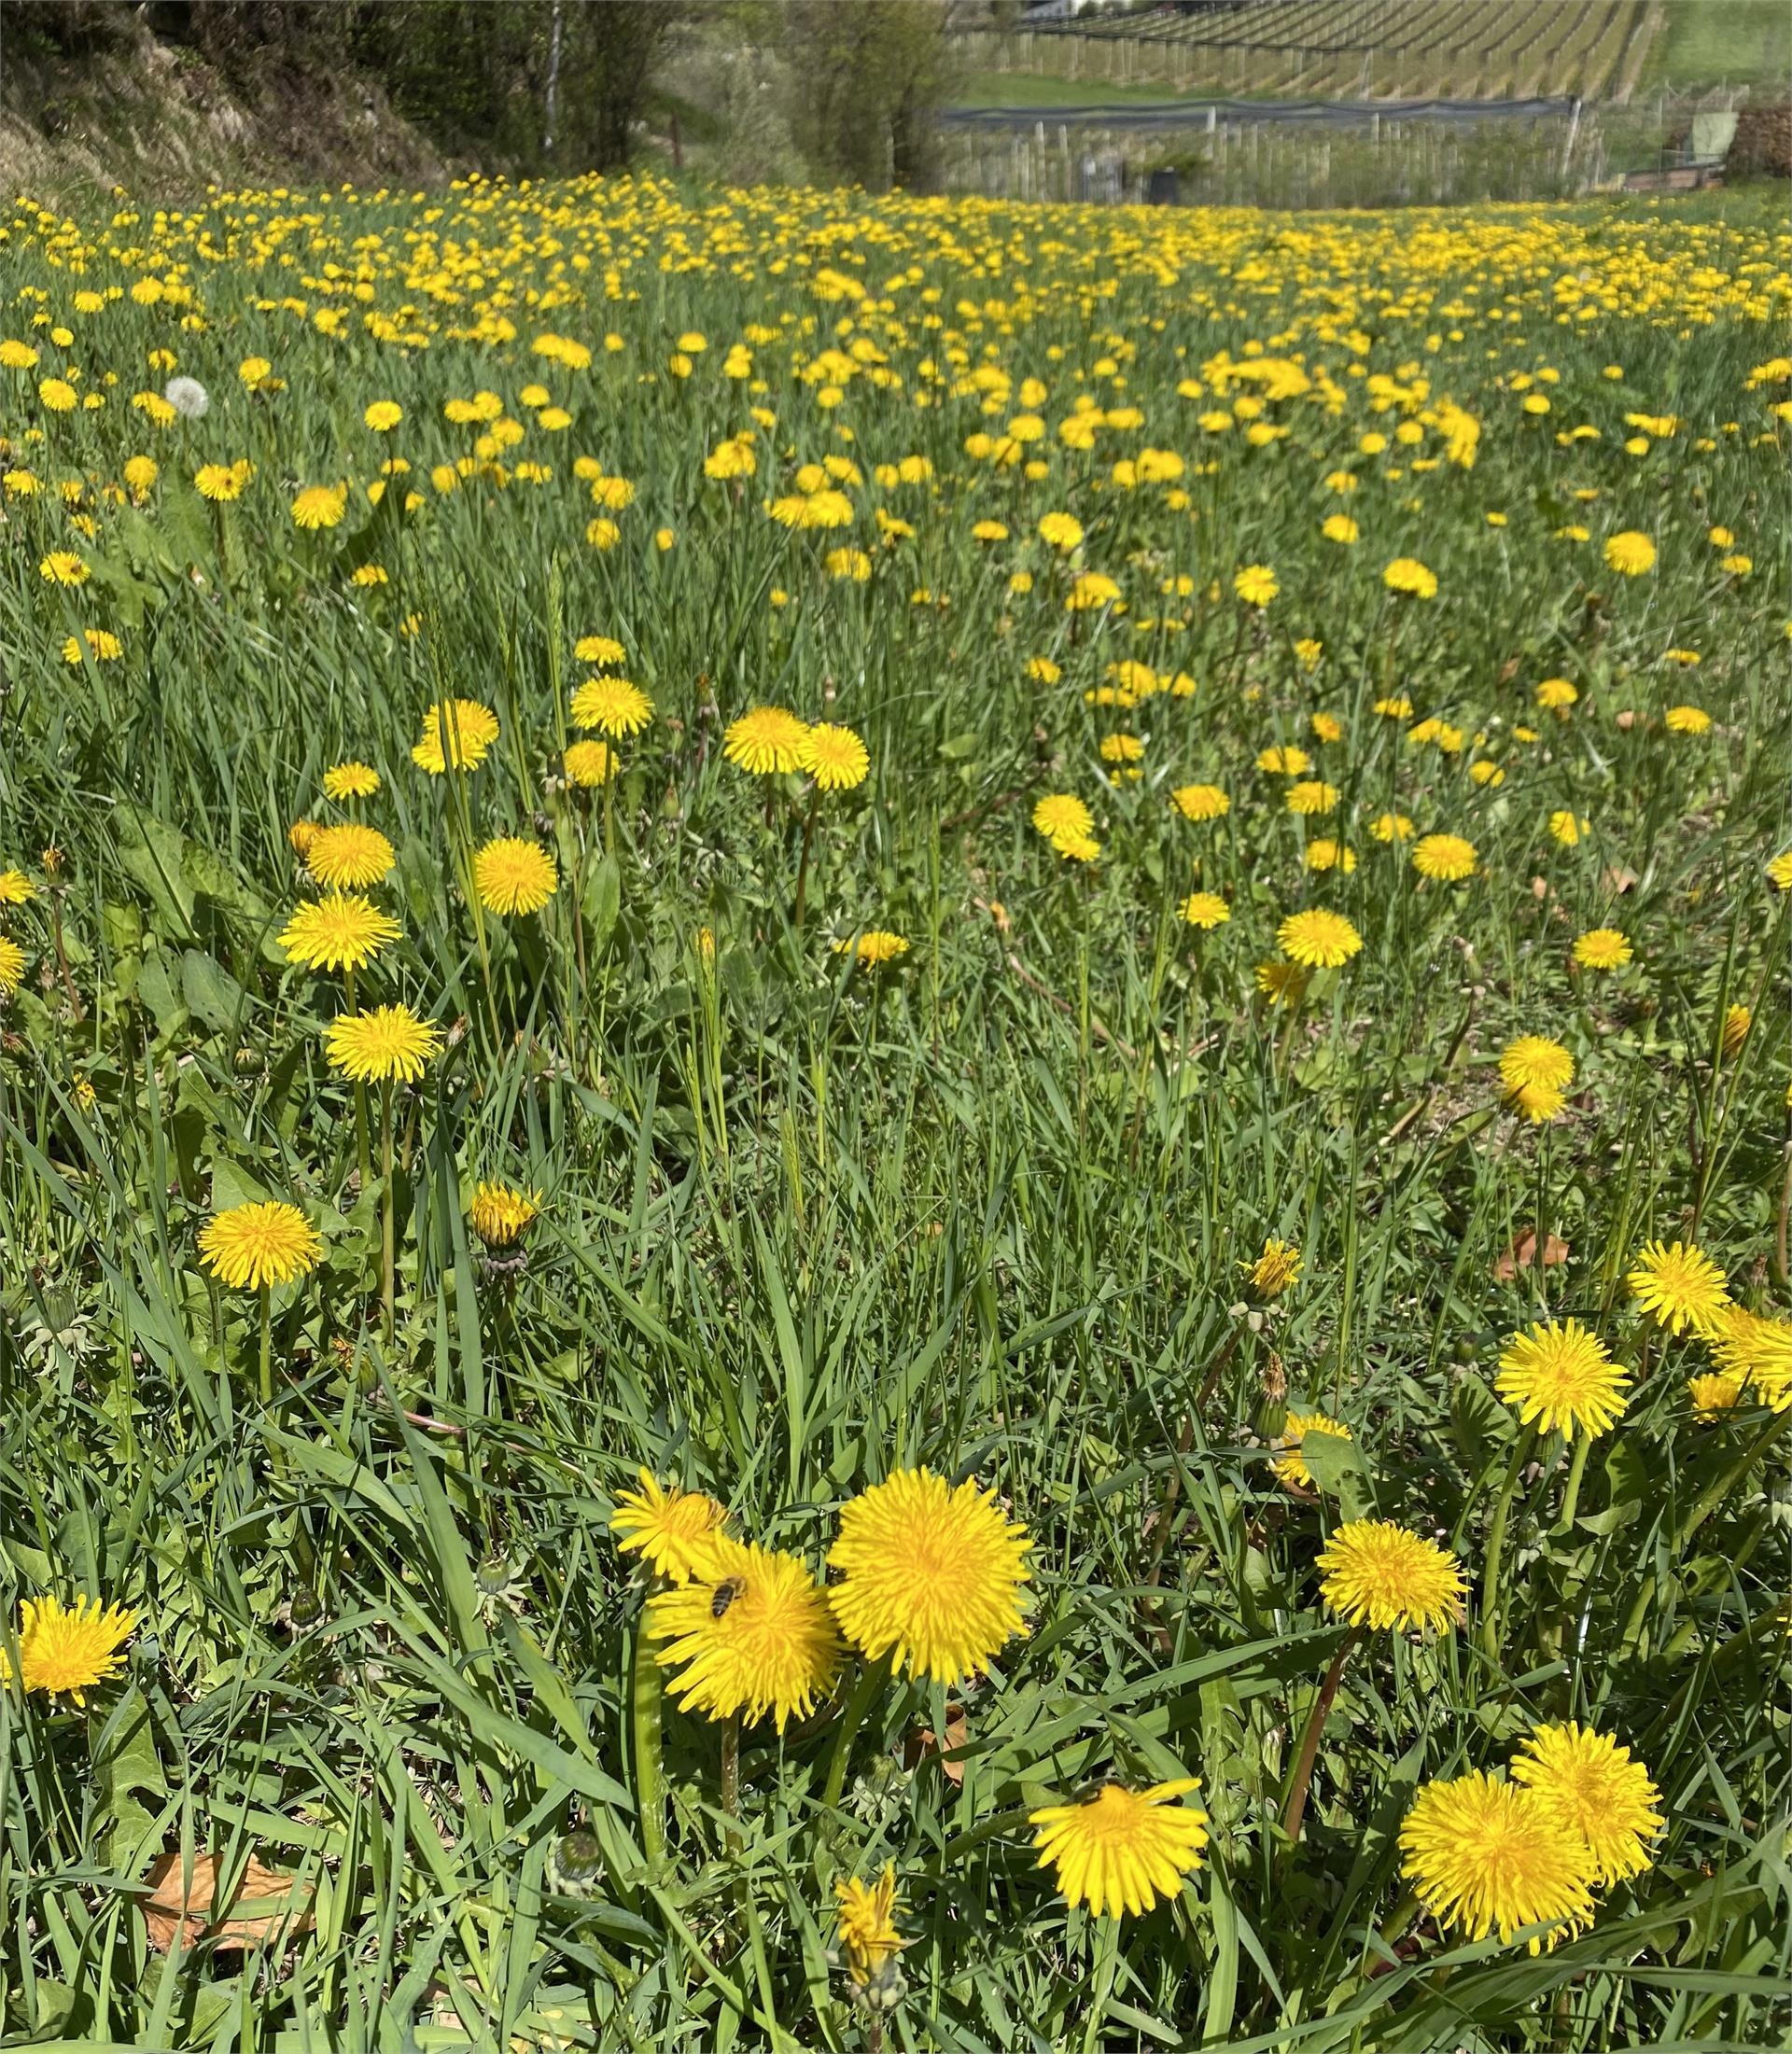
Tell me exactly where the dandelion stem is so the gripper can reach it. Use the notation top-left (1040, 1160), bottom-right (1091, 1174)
top-left (380, 1080), bottom-right (396, 1344)
top-left (630, 1602), bottom-right (667, 1871)
top-left (792, 785), bottom-right (819, 930)
top-left (821, 1654), bottom-right (890, 1813)
top-left (720, 1713), bottom-right (743, 1853)
top-left (1281, 1625), bottom-right (1362, 1847)
top-left (343, 965), bottom-right (373, 1202)
top-left (1554, 1432), bottom-right (1592, 1535)
top-left (257, 1285), bottom-right (273, 1405)
top-left (1479, 1427), bottom-right (1533, 1661)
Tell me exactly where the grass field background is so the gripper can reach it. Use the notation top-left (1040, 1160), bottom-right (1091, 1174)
top-left (0, 173), bottom-right (1789, 2050)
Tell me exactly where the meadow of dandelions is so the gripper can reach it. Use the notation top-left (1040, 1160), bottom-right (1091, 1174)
top-left (0, 173), bottom-right (1789, 2048)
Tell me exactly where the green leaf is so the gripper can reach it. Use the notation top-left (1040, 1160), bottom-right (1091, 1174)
top-left (583, 854), bottom-right (622, 953)
top-left (180, 949), bottom-right (246, 1035)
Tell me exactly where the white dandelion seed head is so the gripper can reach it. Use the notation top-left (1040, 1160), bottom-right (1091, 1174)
top-left (164, 375), bottom-right (209, 420)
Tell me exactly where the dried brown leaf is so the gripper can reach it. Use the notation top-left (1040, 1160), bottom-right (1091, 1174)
top-left (142, 1851), bottom-right (314, 1953)
top-left (1494, 1229), bottom-right (1571, 1280)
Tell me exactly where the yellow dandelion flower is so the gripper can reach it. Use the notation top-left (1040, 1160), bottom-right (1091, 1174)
top-left (570, 676), bottom-right (653, 737)
top-left (325, 1005), bottom-right (441, 1085)
top-left (1272, 1412), bottom-right (1352, 1491)
top-left (1400, 1774), bottom-right (1595, 1948)
top-left (1574, 928), bottom-right (1631, 970)
top-left (1316, 1520), bottom-right (1465, 1633)
top-left (305, 822), bottom-right (395, 891)
top-left (609, 1469), bottom-right (727, 1584)
top-left (828, 1467), bottom-right (1029, 1684)
top-left (291, 483), bottom-right (347, 530)
top-left (1030, 1778), bottom-right (1208, 1919)
top-left (1171, 783), bottom-right (1229, 823)
top-left (835, 1865), bottom-right (904, 1987)
top-left (835, 929), bottom-right (909, 966)
top-left (198, 1201), bottom-right (323, 1292)
top-left (471, 1181), bottom-right (539, 1247)
top-left (1247, 1237), bottom-right (1301, 1297)
top-left (1383, 557), bottom-right (1438, 598)
top-left (1278, 910), bottom-right (1361, 970)
top-left (724, 706), bottom-right (809, 774)
top-left (1495, 1320), bottom-right (1630, 1440)
top-left (0, 938), bottom-right (27, 994)
top-left (647, 1533), bottom-right (841, 1730)
top-left (1234, 565), bottom-right (1278, 607)
top-left (1179, 891), bottom-right (1230, 930)
top-left (1412, 832), bottom-right (1477, 882)
top-left (279, 892), bottom-right (399, 974)
top-left (1687, 1371), bottom-right (1744, 1419)
top-left (1603, 531), bottom-right (1656, 575)
top-left (1628, 1240), bottom-right (1729, 1337)
top-left (799, 722), bottom-right (870, 791)
top-left (412, 699), bottom-right (498, 775)
top-left (322, 762), bottom-right (381, 802)
top-left (564, 739), bottom-right (616, 787)
top-left (1510, 1724), bottom-right (1662, 1885)
top-left (3, 1594), bottom-right (135, 1706)
top-left (1665, 705), bottom-right (1711, 735)
top-left (474, 838), bottom-right (557, 917)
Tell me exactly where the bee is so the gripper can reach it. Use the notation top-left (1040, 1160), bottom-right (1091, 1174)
top-left (710, 1576), bottom-right (747, 1620)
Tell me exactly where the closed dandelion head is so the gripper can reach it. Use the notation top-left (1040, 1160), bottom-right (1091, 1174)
top-left (325, 1005), bottom-right (441, 1086)
top-left (1495, 1320), bottom-right (1630, 1439)
top-left (1316, 1519), bottom-right (1465, 1633)
top-left (647, 1533), bottom-right (841, 1730)
top-left (1720, 1003), bottom-right (1750, 1056)
top-left (799, 721), bottom-right (870, 791)
top-left (279, 892), bottom-right (399, 974)
top-left (1272, 1411), bottom-right (1351, 1490)
top-left (723, 706), bottom-right (809, 774)
top-left (412, 698), bottom-right (498, 775)
top-left (305, 822), bottom-right (395, 890)
top-left (834, 1865), bottom-right (904, 1988)
top-left (470, 1181), bottom-right (539, 1248)
top-left (4, 1594), bottom-right (136, 1705)
top-left (322, 762), bottom-right (381, 802)
top-left (570, 676), bottom-right (653, 737)
top-left (474, 838), bottom-right (557, 917)
top-left (828, 1466), bottom-right (1030, 1684)
top-left (609, 1468), bottom-right (727, 1584)
top-left (1246, 1237), bottom-right (1301, 1298)
top-left (1029, 1778), bottom-right (1208, 1919)
top-left (1277, 909), bottom-right (1361, 970)
top-left (198, 1201), bottom-right (323, 1292)
top-left (1400, 1773), bottom-right (1595, 1949)
top-left (1628, 1240), bottom-right (1729, 1337)
top-left (1510, 1724), bottom-right (1662, 1885)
